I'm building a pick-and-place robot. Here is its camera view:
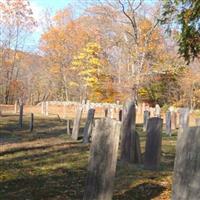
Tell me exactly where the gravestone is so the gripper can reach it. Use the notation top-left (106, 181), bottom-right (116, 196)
top-left (143, 110), bottom-right (150, 131)
top-left (66, 119), bottom-right (72, 135)
top-left (83, 118), bottom-right (121, 200)
top-left (120, 99), bottom-right (141, 163)
top-left (83, 108), bottom-right (95, 144)
top-left (179, 108), bottom-right (189, 129)
top-left (166, 111), bottom-right (171, 136)
top-left (119, 109), bottom-right (123, 121)
top-left (104, 108), bottom-right (108, 117)
top-left (71, 105), bottom-right (83, 140)
top-left (172, 127), bottom-right (200, 200)
top-left (195, 118), bottom-right (200, 126)
top-left (155, 104), bottom-right (161, 117)
top-left (19, 104), bottom-right (24, 128)
top-left (30, 113), bottom-right (34, 132)
top-left (144, 117), bottom-right (163, 170)
top-left (171, 111), bottom-right (177, 130)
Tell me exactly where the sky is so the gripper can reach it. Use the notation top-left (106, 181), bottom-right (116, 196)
top-left (26, 0), bottom-right (157, 52)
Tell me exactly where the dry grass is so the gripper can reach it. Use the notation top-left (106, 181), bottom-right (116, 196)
top-left (0, 114), bottom-right (177, 199)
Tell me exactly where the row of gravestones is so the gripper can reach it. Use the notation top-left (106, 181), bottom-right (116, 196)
top-left (73, 100), bottom-right (200, 200)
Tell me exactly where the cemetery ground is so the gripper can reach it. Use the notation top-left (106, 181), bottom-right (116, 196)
top-left (1, 114), bottom-right (176, 200)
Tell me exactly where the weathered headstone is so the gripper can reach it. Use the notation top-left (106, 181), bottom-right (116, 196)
top-left (143, 110), bottom-right (150, 131)
top-left (166, 111), bottom-right (171, 136)
top-left (30, 113), bottom-right (34, 132)
top-left (71, 105), bottom-right (83, 140)
top-left (119, 109), bottom-right (123, 121)
top-left (19, 104), bottom-right (24, 128)
top-left (179, 108), bottom-right (189, 129)
top-left (195, 118), bottom-right (200, 126)
top-left (120, 99), bottom-right (141, 163)
top-left (155, 104), bottom-right (161, 117)
top-left (104, 108), bottom-right (108, 117)
top-left (144, 117), bottom-right (163, 170)
top-left (83, 108), bottom-right (95, 144)
top-left (14, 101), bottom-right (18, 113)
top-left (66, 119), bottom-right (72, 135)
top-left (172, 127), bottom-right (200, 200)
top-left (83, 118), bottom-right (121, 200)
top-left (171, 111), bottom-right (177, 130)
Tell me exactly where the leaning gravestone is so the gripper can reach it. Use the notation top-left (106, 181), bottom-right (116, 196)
top-left (143, 110), bottom-right (150, 131)
top-left (120, 99), bottom-right (141, 164)
top-left (144, 117), bottom-right (163, 170)
top-left (71, 105), bottom-right (83, 140)
top-left (83, 118), bottom-right (121, 200)
top-left (166, 111), bottom-right (171, 136)
top-left (83, 108), bottom-right (95, 144)
top-left (172, 127), bottom-right (200, 200)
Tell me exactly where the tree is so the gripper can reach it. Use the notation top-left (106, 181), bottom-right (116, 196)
top-left (161, 0), bottom-right (200, 63)
top-left (0, 0), bottom-right (36, 104)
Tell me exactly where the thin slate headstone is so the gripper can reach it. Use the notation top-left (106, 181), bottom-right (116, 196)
top-left (195, 118), bottom-right (200, 126)
top-left (172, 127), bottom-right (200, 200)
top-left (83, 108), bottom-right (95, 144)
top-left (83, 118), bottom-right (121, 200)
top-left (19, 104), bottom-right (24, 128)
top-left (119, 109), bottom-right (122, 121)
top-left (144, 117), bottom-right (163, 170)
top-left (66, 119), bottom-right (72, 135)
top-left (166, 111), bottom-right (171, 136)
top-left (120, 99), bottom-right (140, 163)
top-left (179, 108), bottom-right (189, 129)
top-left (71, 105), bottom-right (83, 140)
top-left (171, 111), bottom-right (177, 130)
top-left (104, 108), bottom-right (108, 117)
top-left (30, 113), bottom-right (34, 132)
top-left (143, 110), bottom-right (150, 131)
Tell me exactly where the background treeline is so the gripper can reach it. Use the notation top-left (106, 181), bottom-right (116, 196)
top-left (0, 0), bottom-right (199, 108)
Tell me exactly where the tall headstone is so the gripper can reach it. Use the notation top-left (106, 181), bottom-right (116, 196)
top-left (83, 108), bottom-right (95, 144)
top-left (30, 113), bottom-right (34, 132)
top-left (71, 105), bottom-right (83, 140)
top-left (83, 118), bottom-right (121, 200)
top-left (179, 108), bottom-right (189, 129)
top-left (14, 101), bottom-right (18, 113)
top-left (104, 108), bottom-right (108, 117)
top-left (195, 118), bottom-right (200, 126)
top-left (166, 111), bottom-right (171, 136)
top-left (19, 104), bottom-right (24, 128)
top-left (155, 104), bottom-right (161, 117)
top-left (120, 99), bottom-right (141, 164)
top-left (143, 110), bottom-right (150, 131)
top-left (171, 111), bottom-right (177, 130)
top-left (172, 127), bottom-right (200, 200)
top-left (144, 117), bottom-right (163, 170)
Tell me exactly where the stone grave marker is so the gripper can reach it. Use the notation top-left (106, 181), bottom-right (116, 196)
top-left (83, 108), bottom-right (95, 144)
top-left (83, 118), bottom-right (121, 200)
top-left (166, 110), bottom-right (171, 136)
top-left (143, 110), bottom-right (150, 131)
top-left (195, 118), bottom-right (200, 126)
top-left (144, 117), bottom-right (163, 170)
top-left (172, 127), bottom-right (200, 200)
top-left (71, 105), bottom-right (83, 140)
top-left (179, 108), bottom-right (189, 129)
top-left (120, 99), bottom-right (141, 164)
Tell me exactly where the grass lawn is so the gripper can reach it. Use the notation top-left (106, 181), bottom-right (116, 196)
top-left (0, 114), bottom-right (177, 200)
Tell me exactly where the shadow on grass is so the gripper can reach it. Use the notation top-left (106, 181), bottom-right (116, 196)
top-left (0, 168), bottom-right (87, 200)
top-left (113, 182), bottom-right (166, 200)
